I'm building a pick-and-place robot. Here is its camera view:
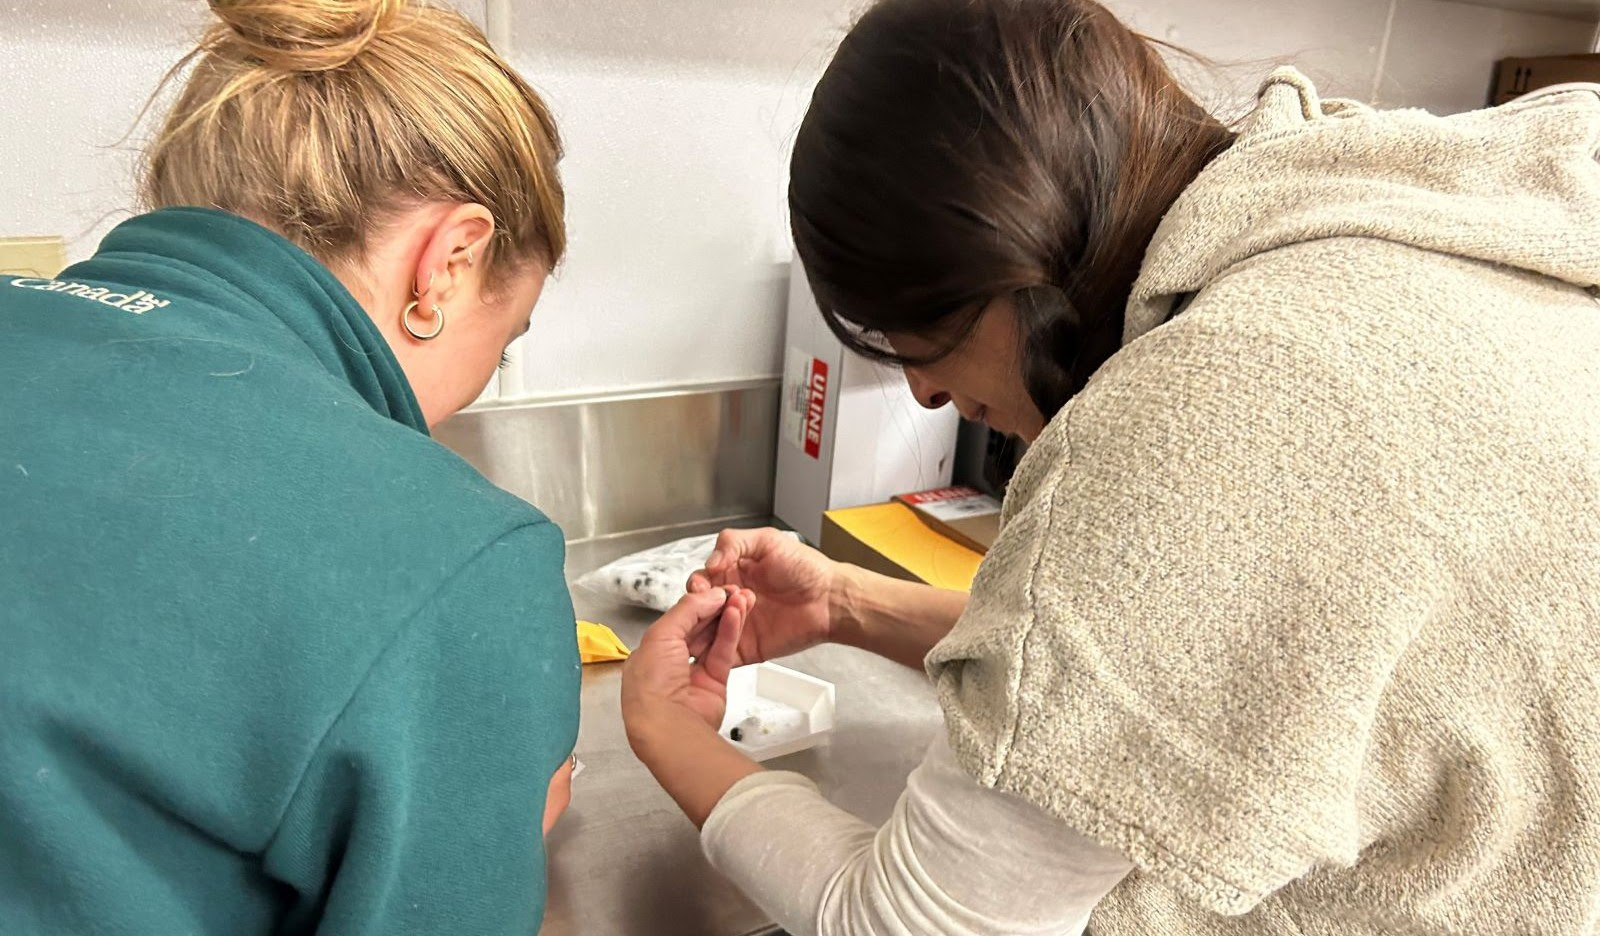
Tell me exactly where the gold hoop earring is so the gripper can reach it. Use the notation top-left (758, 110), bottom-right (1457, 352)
top-left (402, 301), bottom-right (446, 340)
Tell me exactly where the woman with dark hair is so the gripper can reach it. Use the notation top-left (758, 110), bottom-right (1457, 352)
top-left (620, 0), bottom-right (1600, 932)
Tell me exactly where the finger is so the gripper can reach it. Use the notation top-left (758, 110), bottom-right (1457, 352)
top-left (644, 587), bottom-right (729, 646)
top-left (691, 586), bottom-right (755, 663)
top-left (686, 571), bottom-right (711, 594)
top-left (686, 626), bottom-right (716, 661)
top-left (705, 527), bottom-right (782, 575)
top-left (682, 593), bottom-right (735, 649)
top-left (687, 586), bottom-right (739, 660)
top-left (542, 755), bottom-right (575, 836)
top-left (701, 592), bottom-right (748, 684)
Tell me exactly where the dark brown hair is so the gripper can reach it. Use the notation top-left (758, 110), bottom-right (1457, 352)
top-left (790, 0), bottom-right (1234, 420)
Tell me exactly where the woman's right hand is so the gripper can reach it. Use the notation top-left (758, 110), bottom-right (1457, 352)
top-left (685, 528), bottom-right (840, 665)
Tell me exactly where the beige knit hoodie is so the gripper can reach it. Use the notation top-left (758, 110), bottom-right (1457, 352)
top-left (926, 70), bottom-right (1600, 934)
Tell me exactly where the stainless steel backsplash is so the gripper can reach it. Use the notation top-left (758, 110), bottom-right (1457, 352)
top-left (433, 379), bottom-right (780, 543)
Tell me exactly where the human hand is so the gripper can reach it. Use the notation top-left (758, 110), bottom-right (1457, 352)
top-left (542, 753), bottom-right (574, 836)
top-left (622, 586), bottom-right (755, 745)
top-left (685, 528), bottom-right (838, 665)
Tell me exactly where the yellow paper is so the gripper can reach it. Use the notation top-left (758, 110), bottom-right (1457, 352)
top-left (825, 502), bottom-right (983, 591)
top-left (577, 620), bottom-right (631, 664)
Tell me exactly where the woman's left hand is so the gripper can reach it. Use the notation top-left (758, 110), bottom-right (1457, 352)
top-left (622, 586), bottom-right (756, 742)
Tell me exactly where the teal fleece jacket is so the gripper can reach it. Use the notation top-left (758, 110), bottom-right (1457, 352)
top-left (0, 207), bottom-right (580, 935)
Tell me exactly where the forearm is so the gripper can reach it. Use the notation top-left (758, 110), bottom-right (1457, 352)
top-left (829, 564), bottom-right (969, 669)
top-left (627, 710), bottom-right (763, 828)
top-left (702, 737), bottom-right (1132, 936)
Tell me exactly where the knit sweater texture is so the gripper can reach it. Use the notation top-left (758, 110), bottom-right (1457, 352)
top-left (927, 70), bottom-right (1600, 934)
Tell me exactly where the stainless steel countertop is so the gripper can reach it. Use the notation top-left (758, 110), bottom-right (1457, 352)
top-left (540, 520), bottom-right (944, 936)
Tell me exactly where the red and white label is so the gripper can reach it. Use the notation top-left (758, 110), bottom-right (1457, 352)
top-left (899, 485), bottom-right (1001, 521)
top-left (803, 358), bottom-right (828, 459)
top-left (782, 348), bottom-right (831, 461)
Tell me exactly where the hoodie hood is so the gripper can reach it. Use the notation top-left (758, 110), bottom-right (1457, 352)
top-left (1125, 68), bottom-right (1600, 344)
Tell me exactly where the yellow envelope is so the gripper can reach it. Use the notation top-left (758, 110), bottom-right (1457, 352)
top-left (823, 502), bottom-right (983, 591)
top-left (577, 619), bottom-right (631, 664)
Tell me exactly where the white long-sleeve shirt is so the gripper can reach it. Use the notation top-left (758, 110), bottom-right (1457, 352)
top-left (701, 734), bottom-right (1134, 936)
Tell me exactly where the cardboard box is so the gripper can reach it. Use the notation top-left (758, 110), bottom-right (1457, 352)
top-left (1492, 54), bottom-right (1600, 106)
top-left (893, 486), bottom-right (1002, 554)
top-left (820, 502), bottom-right (983, 591)
top-left (0, 236), bottom-right (66, 279)
top-left (774, 257), bottom-right (960, 545)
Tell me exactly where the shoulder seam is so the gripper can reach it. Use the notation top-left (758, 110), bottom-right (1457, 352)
top-left (990, 407), bottom-right (1267, 909)
top-left (993, 404), bottom-right (1075, 783)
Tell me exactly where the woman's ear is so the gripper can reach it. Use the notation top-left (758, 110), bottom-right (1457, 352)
top-left (412, 203), bottom-right (496, 304)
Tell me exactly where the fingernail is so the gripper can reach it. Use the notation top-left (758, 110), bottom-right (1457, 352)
top-left (708, 551), bottom-right (724, 569)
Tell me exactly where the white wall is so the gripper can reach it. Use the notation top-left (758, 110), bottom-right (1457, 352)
top-left (1379, 0), bottom-right (1591, 113)
top-left (2, 5), bottom-right (203, 268)
top-left (492, 0), bottom-right (850, 399)
top-left (1, 0), bottom-right (1594, 400)
top-left (0, 1), bottom-right (482, 267)
top-left (494, 0), bottom-right (1595, 399)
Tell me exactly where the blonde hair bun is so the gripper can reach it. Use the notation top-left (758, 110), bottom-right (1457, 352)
top-left (144, 0), bottom-right (566, 270)
top-left (207, 0), bottom-right (405, 72)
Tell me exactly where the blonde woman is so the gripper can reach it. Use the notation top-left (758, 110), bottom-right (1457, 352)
top-left (0, 1), bottom-right (580, 932)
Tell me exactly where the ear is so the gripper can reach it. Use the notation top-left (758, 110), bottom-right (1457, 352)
top-left (413, 203), bottom-right (496, 303)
